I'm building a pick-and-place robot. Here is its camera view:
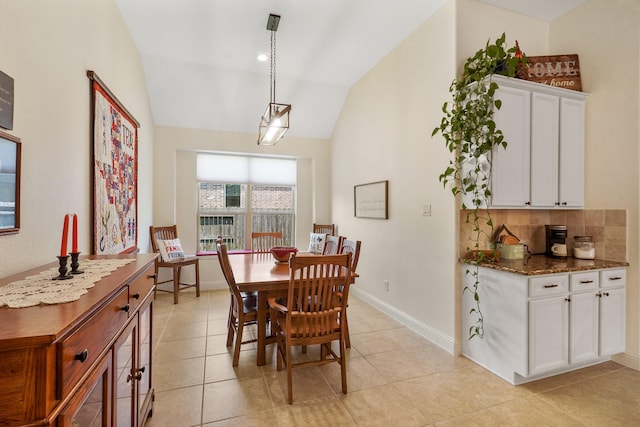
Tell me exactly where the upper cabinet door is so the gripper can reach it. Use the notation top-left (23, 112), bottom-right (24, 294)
top-left (490, 85), bottom-right (531, 207)
top-left (530, 92), bottom-right (560, 207)
top-left (559, 97), bottom-right (586, 207)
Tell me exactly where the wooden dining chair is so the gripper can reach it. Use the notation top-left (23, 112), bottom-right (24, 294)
top-left (216, 239), bottom-right (259, 367)
top-left (313, 223), bottom-right (335, 236)
top-left (268, 253), bottom-right (352, 404)
top-left (339, 238), bottom-right (361, 348)
top-left (149, 225), bottom-right (200, 304)
top-left (251, 231), bottom-right (283, 252)
top-left (323, 235), bottom-right (345, 255)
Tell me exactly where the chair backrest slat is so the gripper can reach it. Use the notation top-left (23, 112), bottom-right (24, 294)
top-left (313, 223), bottom-right (335, 236)
top-left (149, 225), bottom-right (178, 253)
top-left (251, 231), bottom-right (283, 252)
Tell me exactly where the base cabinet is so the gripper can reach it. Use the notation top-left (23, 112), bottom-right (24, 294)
top-left (462, 265), bottom-right (626, 384)
top-left (0, 254), bottom-right (157, 427)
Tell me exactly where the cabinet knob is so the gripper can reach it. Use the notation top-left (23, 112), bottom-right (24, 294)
top-left (564, 297), bottom-right (571, 302)
top-left (525, 201), bottom-right (531, 206)
top-left (133, 292), bottom-right (141, 300)
top-left (602, 292), bottom-right (610, 297)
top-left (120, 304), bottom-right (130, 313)
top-left (149, 274), bottom-right (157, 280)
top-left (75, 349), bottom-right (89, 363)
top-left (126, 372), bottom-right (143, 382)
top-left (561, 202), bottom-right (568, 206)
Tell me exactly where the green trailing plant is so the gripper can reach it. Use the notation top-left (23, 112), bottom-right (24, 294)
top-left (432, 33), bottom-right (526, 340)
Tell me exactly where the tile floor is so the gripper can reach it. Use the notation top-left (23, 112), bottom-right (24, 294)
top-left (146, 289), bottom-right (640, 426)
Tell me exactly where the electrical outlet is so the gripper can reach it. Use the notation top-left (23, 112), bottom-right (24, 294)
top-left (384, 280), bottom-right (389, 291)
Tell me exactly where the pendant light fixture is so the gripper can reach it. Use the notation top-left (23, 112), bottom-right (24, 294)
top-left (257, 13), bottom-right (291, 146)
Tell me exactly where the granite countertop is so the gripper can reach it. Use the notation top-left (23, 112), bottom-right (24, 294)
top-left (464, 254), bottom-right (629, 276)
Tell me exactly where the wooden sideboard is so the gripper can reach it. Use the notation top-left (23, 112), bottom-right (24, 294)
top-left (0, 253), bottom-right (157, 426)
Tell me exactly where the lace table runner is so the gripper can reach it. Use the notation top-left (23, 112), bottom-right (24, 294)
top-left (0, 258), bottom-right (135, 308)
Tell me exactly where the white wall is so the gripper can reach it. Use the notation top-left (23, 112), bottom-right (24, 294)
top-left (550, 0), bottom-right (640, 368)
top-left (152, 125), bottom-right (331, 289)
top-left (0, 0), bottom-right (154, 278)
top-left (330, 1), bottom-right (459, 351)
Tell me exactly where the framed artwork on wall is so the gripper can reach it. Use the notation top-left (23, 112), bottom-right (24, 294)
top-left (88, 70), bottom-right (139, 254)
top-left (354, 180), bottom-right (388, 219)
top-left (0, 130), bottom-right (20, 234)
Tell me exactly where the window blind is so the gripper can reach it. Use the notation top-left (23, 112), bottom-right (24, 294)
top-left (196, 154), bottom-right (296, 185)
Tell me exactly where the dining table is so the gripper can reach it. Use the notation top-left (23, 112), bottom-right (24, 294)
top-left (228, 251), bottom-right (357, 366)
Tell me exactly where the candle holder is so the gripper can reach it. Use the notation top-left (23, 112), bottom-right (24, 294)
top-left (70, 252), bottom-right (84, 275)
top-left (53, 255), bottom-right (73, 280)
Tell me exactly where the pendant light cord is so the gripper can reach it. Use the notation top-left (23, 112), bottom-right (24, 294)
top-left (270, 29), bottom-right (276, 104)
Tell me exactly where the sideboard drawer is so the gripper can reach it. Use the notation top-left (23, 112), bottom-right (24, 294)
top-left (59, 287), bottom-right (129, 398)
top-left (128, 265), bottom-right (155, 312)
top-left (570, 271), bottom-right (599, 292)
top-left (529, 274), bottom-right (569, 298)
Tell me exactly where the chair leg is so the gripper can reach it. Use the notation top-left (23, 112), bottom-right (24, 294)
top-left (194, 260), bottom-right (201, 297)
top-left (340, 335), bottom-right (347, 394)
top-left (286, 339), bottom-right (293, 404)
top-left (226, 301), bottom-right (235, 347)
top-left (173, 266), bottom-right (180, 304)
top-left (344, 311), bottom-right (351, 348)
top-left (233, 314), bottom-right (244, 367)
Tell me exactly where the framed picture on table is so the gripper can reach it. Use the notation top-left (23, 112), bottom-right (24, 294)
top-left (354, 180), bottom-right (388, 219)
top-left (88, 70), bottom-right (139, 254)
top-left (0, 130), bottom-right (20, 235)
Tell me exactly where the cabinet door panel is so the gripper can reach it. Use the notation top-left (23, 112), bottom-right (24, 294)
top-left (570, 292), bottom-right (599, 363)
top-left (530, 93), bottom-right (560, 207)
top-left (600, 288), bottom-right (626, 355)
top-left (115, 320), bottom-right (136, 427)
top-left (559, 98), bottom-right (585, 207)
top-left (529, 296), bottom-right (568, 375)
top-left (490, 86), bottom-right (531, 207)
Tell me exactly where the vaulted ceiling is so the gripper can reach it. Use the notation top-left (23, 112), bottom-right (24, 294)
top-left (116, 0), bottom-right (586, 140)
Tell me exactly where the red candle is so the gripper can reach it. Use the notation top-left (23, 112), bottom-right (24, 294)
top-left (60, 214), bottom-right (69, 257)
top-left (72, 214), bottom-right (78, 253)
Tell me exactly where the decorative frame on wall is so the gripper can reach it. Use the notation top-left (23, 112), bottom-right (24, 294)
top-left (88, 70), bottom-right (139, 254)
top-left (0, 130), bottom-right (20, 234)
top-left (354, 180), bottom-right (388, 219)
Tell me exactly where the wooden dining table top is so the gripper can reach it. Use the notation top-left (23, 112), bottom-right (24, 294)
top-left (228, 252), bottom-right (293, 292)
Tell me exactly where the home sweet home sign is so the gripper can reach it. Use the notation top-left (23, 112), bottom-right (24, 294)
top-left (521, 54), bottom-right (582, 91)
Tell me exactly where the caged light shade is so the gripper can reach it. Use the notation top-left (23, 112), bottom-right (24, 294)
top-left (257, 14), bottom-right (291, 146)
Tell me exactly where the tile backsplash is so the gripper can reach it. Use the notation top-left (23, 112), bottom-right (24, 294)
top-left (459, 209), bottom-right (627, 261)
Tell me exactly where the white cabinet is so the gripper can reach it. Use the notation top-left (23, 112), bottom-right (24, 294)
top-left (489, 75), bottom-right (588, 208)
top-left (462, 265), bottom-right (626, 385)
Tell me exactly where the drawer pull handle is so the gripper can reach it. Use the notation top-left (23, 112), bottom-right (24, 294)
top-left (75, 349), bottom-right (89, 363)
top-left (120, 304), bottom-right (130, 313)
top-left (133, 292), bottom-right (141, 300)
top-left (543, 284), bottom-right (558, 288)
top-left (580, 280), bottom-right (594, 284)
top-left (609, 276), bottom-right (622, 281)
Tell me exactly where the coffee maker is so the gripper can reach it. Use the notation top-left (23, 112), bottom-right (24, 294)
top-left (546, 225), bottom-right (567, 258)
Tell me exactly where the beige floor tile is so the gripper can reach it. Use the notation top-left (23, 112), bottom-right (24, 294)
top-left (154, 357), bottom-right (205, 392)
top-left (536, 368), bottom-right (640, 425)
top-left (201, 377), bottom-right (273, 423)
top-left (265, 366), bottom-right (336, 406)
top-left (349, 327), bottom-right (428, 356)
top-left (395, 366), bottom-right (531, 424)
top-left (340, 383), bottom-right (428, 426)
top-left (145, 385), bottom-right (203, 427)
top-left (161, 320), bottom-right (208, 341)
top-left (202, 409), bottom-right (281, 426)
top-left (347, 312), bottom-right (404, 334)
top-left (520, 361), bottom-right (625, 393)
top-left (154, 336), bottom-right (207, 363)
top-left (204, 351), bottom-right (263, 383)
top-left (320, 355), bottom-right (388, 393)
top-left (273, 395), bottom-right (356, 426)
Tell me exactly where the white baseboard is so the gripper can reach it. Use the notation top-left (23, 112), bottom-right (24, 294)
top-left (612, 351), bottom-right (640, 370)
top-left (350, 287), bottom-right (457, 355)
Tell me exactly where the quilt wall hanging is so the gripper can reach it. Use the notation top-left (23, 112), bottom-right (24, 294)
top-left (88, 70), bottom-right (139, 254)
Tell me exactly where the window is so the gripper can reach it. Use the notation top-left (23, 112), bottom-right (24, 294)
top-left (197, 154), bottom-right (296, 251)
